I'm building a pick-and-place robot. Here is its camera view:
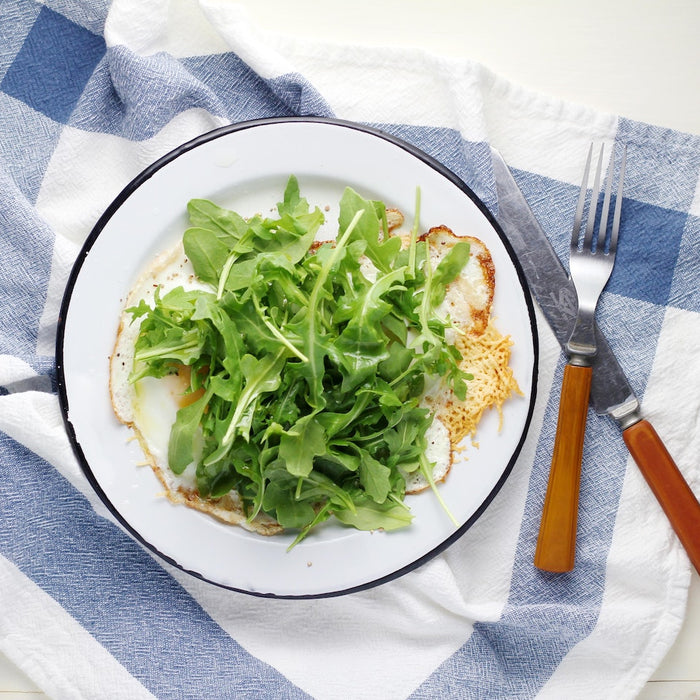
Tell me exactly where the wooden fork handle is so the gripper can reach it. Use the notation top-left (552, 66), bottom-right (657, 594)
top-left (534, 363), bottom-right (592, 573)
top-left (623, 420), bottom-right (700, 575)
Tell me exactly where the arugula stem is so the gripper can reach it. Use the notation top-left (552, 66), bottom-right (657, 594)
top-left (305, 471), bottom-right (357, 513)
top-left (388, 361), bottom-right (419, 389)
top-left (326, 393), bottom-right (372, 437)
top-left (207, 347), bottom-right (287, 462)
top-left (412, 238), bottom-right (441, 352)
top-left (309, 209), bottom-right (365, 307)
top-left (217, 250), bottom-right (238, 299)
top-left (287, 501), bottom-right (333, 550)
top-left (388, 493), bottom-right (411, 511)
top-left (134, 338), bottom-right (200, 362)
top-left (303, 208), bottom-right (365, 401)
top-left (252, 295), bottom-right (309, 362)
top-left (408, 187), bottom-right (421, 278)
top-left (418, 452), bottom-right (458, 527)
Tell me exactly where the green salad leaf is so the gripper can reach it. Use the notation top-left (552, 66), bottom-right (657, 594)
top-left (128, 175), bottom-right (472, 545)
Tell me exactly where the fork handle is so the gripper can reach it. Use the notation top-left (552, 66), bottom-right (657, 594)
top-left (534, 363), bottom-right (592, 573)
top-left (623, 420), bottom-right (700, 575)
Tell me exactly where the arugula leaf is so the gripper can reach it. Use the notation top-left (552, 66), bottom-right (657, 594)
top-left (332, 493), bottom-right (413, 531)
top-left (168, 387), bottom-right (212, 474)
top-left (275, 499), bottom-right (317, 530)
top-left (278, 414), bottom-right (327, 478)
top-left (128, 287), bottom-right (213, 381)
top-left (213, 350), bottom-right (286, 452)
top-left (338, 188), bottom-right (401, 273)
top-left (187, 199), bottom-right (248, 246)
top-left (430, 240), bottom-right (471, 306)
top-left (276, 175), bottom-right (305, 218)
top-left (358, 449), bottom-right (392, 503)
top-left (287, 210), bottom-right (364, 408)
top-left (333, 266), bottom-right (406, 391)
top-left (183, 227), bottom-right (231, 287)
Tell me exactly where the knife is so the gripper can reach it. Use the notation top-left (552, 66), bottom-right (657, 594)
top-left (490, 147), bottom-right (700, 575)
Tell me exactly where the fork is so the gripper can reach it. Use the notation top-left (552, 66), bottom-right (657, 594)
top-left (534, 143), bottom-right (627, 573)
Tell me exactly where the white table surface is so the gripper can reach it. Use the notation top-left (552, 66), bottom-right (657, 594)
top-left (2, 1), bottom-right (698, 697)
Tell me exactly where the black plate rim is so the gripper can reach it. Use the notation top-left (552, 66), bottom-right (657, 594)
top-left (55, 116), bottom-right (539, 599)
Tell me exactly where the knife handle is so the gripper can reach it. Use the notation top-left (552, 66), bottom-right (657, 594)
top-left (623, 420), bottom-right (700, 575)
top-left (534, 363), bottom-right (592, 573)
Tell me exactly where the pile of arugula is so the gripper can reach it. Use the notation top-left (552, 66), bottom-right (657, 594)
top-left (128, 176), bottom-right (472, 544)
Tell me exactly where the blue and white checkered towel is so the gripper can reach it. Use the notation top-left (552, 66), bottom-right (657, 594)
top-left (1, 2), bottom-right (699, 698)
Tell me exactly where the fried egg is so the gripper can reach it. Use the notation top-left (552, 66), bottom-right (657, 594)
top-left (109, 220), bottom-right (514, 529)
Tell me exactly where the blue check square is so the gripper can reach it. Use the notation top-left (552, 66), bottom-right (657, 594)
top-left (1, 5), bottom-right (105, 123)
top-left (607, 199), bottom-right (687, 307)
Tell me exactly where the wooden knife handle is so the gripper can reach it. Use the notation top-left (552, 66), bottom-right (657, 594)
top-left (623, 420), bottom-right (700, 575)
top-left (534, 363), bottom-right (592, 573)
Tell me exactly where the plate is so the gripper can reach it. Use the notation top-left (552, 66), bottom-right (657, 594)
top-left (57, 117), bottom-right (538, 598)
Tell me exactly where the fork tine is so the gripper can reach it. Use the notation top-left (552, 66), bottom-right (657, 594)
top-left (608, 145), bottom-right (627, 255)
top-left (571, 143), bottom-right (593, 248)
top-left (597, 147), bottom-right (614, 253)
top-left (582, 144), bottom-right (605, 251)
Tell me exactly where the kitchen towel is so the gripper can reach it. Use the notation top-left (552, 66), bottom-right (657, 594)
top-left (1, 1), bottom-right (699, 698)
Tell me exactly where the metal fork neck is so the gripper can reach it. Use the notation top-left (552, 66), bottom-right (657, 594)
top-left (567, 350), bottom-right (595, 367)
top-left (566, 313), bottom-right (597, 365)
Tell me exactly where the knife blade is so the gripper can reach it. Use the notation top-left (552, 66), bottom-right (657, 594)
top-left (490, 147), bottom-right (700, 574)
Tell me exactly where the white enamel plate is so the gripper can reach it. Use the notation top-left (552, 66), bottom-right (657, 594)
top-left (57, 118), bottom-right (538, 598)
